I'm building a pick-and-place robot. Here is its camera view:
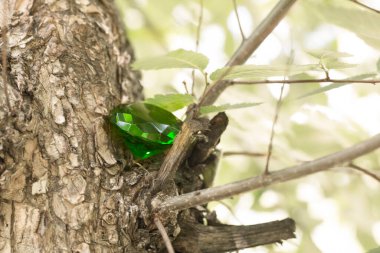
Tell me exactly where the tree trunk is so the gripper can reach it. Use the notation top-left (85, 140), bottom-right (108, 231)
top-left (0, 0), bottom-right (149, 252)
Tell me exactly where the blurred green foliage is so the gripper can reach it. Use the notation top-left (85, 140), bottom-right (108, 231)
top-left (116, 0), bottom-right (380, 252)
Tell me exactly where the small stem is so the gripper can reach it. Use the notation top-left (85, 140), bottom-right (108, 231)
top-left (154, 217), bottom-right (175, 253)
top-left (264, 52), bottom-right (294, 174)
top-left (319, 62), bottom-right (331, 80)
top-left (195, 0), bottom-right (203, 52)
top-left (233, 0), bottom-right (246, 40)
top-left (202, 71), bottom-right (209, 95)
top-left (264, 83), bottom-right (285, 174)
top-left (191, 0), bottom-right (204, 95)
top-left (348, 163), bottom-right (380, 182)
top-left (182, 81), bottom-right (190, 94)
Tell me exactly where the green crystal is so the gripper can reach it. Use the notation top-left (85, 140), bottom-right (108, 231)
top-left (109, 102), bottom-right (182, 159)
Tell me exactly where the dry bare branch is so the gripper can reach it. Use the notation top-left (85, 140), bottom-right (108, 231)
top-left (174, 218), bottom-right (296, 253)
top-left (230, 78), bottom-right (380, 85)
top-left (159, 133), bottom-right (380, 212)
top-left (349, 0), bottom-right (380, 14)
top-left (223, 151), bottom-right (267, 157)
top-left (199, 0), bottom-right (297, 106)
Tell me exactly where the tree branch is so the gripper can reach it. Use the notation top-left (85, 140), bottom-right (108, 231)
top-left (199, 0), bottom-right (297, 106)
top-left (174, 218), bottom-right (296, 253)
top-left (223, 151), bottom-right (267, 157)
top-left (349, 0), bottom-right (380, 14)
top-left (230, 78), bottom-right (380, 85)
top-left (151, 118), bottom-right (208, 194)
top-left (158, 133), bottom-right (380, 212)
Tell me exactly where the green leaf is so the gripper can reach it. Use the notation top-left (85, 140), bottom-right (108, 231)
top-left (308, 50), bottom-right (352, 60)
top-left (297, 73), bottom-right (377, 99)
top-left (209, 64), bottom-right (321, 81)
top-left (200, 102), bottom-right (262, 115)
top-left (145, 93), bottom-right (195, 112)
top-left (367, 247), bottom-right (380, 253)
top-left (308, 50), bottom-right (356, 70)
top-left (305, 1), bottom-right (380, 50)
top-left (323, 60), bottom-right (356, 70)
top-left (132, 49), bottom-right (209, 70)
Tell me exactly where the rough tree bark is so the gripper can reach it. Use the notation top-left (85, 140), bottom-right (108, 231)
top-left (0, 0), bottom-right (147, 252)
top-left (0, 1), bottom-right (295, 252)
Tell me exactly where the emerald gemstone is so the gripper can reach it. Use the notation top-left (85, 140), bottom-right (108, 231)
top-left (109, 102), bottom-right (182, 159)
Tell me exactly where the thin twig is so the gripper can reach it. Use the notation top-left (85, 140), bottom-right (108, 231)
top-left (182, 81), bottom-right (190, 94)
top-left (232, 0), bottom-right (246, 40)
top-left (230, 78), bottom-right (380, 85)
top-left (158, 133), bottom-right (380, 212)
top-left (2, 0), bottom-right (11, 111)
top-left (191, 0), bottom-right (204, 95)
top-left (202, 71), bottom-right (209, 95)
top-left (318, 60), bottom-right (331, 80)
top-left (195, 0), bottom-right (203, 52)
top-left (223, 151), bottom-right (267, 157)
top-left (199, 0), bottom-right (297, 106)
top-left (153, 217), bottom-right (175, 253)
top-left (264, 52), bottom-right (294, 174)
top-left (349, 0), bottom-right (380, 14)
top-left (348, 163), bottom-right (380, 182)
top-left (264, 83), bottom-right (285, 174)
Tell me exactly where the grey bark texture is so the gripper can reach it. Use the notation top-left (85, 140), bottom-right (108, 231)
top-left (0, 1), bottom-right (296, 252)
top-left (0, 0), bottom-right (152, 252)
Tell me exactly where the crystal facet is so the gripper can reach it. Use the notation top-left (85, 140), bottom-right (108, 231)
top-left (109, 102), bottom-right (182, 159)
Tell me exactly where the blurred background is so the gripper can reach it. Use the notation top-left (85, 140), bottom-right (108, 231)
top-left (116, 0), bottom-right (380, 252)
